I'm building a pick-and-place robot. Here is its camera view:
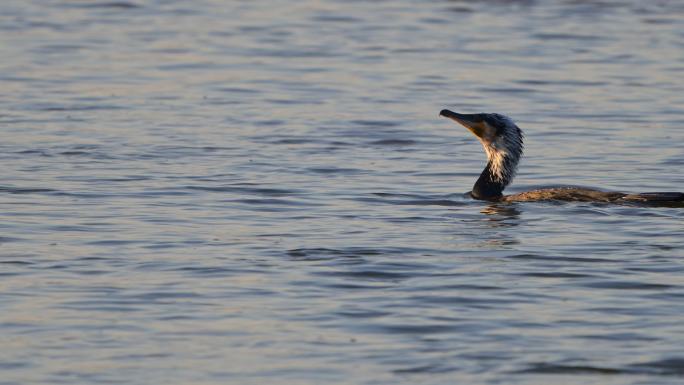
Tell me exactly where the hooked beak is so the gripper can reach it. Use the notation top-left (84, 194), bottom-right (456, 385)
top-left (439, 109), bottom-right (487, 139)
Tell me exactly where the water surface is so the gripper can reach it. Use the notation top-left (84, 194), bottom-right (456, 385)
top-left (1, 1), bottom-right (684, 384)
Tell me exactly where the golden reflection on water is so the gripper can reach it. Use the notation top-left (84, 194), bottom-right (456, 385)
top-left (469, 204), bottom-right (522, 248)
top-left (480, 203), bottom-right (521, 227)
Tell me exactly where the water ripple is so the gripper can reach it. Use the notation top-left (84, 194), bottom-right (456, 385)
top-left (2, 1), bottom-right (684, 384)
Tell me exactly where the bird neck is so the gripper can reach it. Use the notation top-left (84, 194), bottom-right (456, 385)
top-left (471, 162), bottom-right (507, 200)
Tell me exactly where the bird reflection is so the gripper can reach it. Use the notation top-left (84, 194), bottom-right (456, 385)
top-left (463, 203), bottom-right (521, 248)
top-left (480, 203), bottom-right (520, 228)
top-left (446, 203), bottom-right (522, 250)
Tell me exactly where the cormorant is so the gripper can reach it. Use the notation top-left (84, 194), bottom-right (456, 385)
top-left (439, 109), bottom-right (684, 203)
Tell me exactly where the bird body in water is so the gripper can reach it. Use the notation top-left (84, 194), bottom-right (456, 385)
top-left (439, 109), bottom-right (684, 204)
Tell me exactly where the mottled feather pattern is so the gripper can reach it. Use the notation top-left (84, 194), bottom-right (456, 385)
top-left (481, 114), bottom-right (523, 186)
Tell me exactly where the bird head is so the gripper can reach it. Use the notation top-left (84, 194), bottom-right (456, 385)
top-left (440, 109), bottom-right (524, 187)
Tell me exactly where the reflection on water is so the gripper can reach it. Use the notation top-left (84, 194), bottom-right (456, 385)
top-left (480, 204), bottom-right (521, 226)
top-left (1, 1), bottom-right (684, 385)
top-left (468, 204), bottom-right (523, 248)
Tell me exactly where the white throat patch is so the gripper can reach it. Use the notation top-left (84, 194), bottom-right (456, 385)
top-left (483, 139), bottom-right (512, 183)
top-left (479, 115), bottom-right (523, 185)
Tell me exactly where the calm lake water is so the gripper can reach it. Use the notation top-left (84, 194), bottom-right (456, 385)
top-left (2, 1), bottom-right (684, 384)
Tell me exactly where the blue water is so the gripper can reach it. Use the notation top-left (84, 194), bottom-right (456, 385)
top-left (1, 1), bottom-right (684, 384)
